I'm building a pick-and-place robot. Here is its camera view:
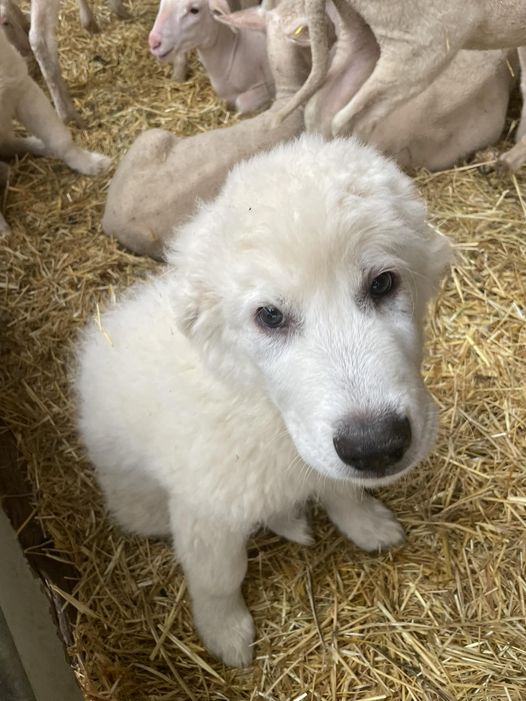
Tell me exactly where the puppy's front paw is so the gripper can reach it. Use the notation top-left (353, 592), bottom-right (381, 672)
top-left (194, 597), bottom-right (255, 667)
top-left (267, 511), bottom-right (313, 546)
top-left (349, 498), bottom-right (405, 552)
top-left (328, 495), bottom-right (405, 552)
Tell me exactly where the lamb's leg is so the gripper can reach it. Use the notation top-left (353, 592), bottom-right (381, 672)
top-left (170, 500), bottom-right (254, 667)
top-left (516, 46), bottom-right (526, 140)
top-left (497, 46), bottom-right (526, 172)
top-left (15, 79), bottom-right (111, 175)
top-left (235, 83), bottom-right (273, 115)
top-left (108, 0), bottom-right (131, 20)
top-left (0, 162), bottom-right (8, 189)
top-left (305, 0), bottom-right (379, 137)
top-left (29, 0), bottom-right (84, 126)
top-left (272, 0), bottom-right (329, 125)
top-left (497, 135), bottom-right (526, 173)
top-left (320, 484), bottom-right (404, 552)
top-left (0, 135), bottom-right (49, 158)
top-left (78, 0), bottom-right (100, 33)
top-left (0, 162), bottom-right (9, 234)
top-left (171, 50), bottom-right (188, 82)
top-left (331, 39), bottom-right (456, 141)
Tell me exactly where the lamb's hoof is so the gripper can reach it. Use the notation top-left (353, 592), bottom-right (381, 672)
top-left (495, 157), bottom-right (512, 175)
top-left (67, 150), bottom-right (112, 176)
top-left (495, 152), bottom-right (526, 174)
top-left (82, 152), bottom-right (112, 176)
top-left (82, 17), bottom-right (100, 33)
top-left (495, 136), bottom-right (526, 174)
top-left (473, 147), bottom-right (499, 175)
top-left (114, 5), bottom-right (131, 20)
top-left (59, 105), bottom-right (87, 129)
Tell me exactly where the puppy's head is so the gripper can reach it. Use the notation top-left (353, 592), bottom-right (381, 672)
top-left (168, 135), bottom-right (451, 486)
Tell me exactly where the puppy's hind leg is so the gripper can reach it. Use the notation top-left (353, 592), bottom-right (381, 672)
top-left (171, 501), bottom-right (254, 667)
top-left (15, 80), bottom-right (111, 175)
top-left (321, 483), bottom-right (404, 552)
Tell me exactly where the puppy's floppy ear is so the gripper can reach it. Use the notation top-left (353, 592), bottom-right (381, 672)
top-left (172, 273), bottom-right (222, 344)
top-left (172, 270), bottom-right (252, 384)
top-left (172, 279), bottom-right (200, 338)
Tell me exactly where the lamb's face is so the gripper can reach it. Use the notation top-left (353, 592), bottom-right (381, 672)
top-left (148, 0), bottom-right (214, 58)
top-left (170, 135), bottom-right (451, 486)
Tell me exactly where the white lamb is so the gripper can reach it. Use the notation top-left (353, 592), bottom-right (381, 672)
top-left (75, 134), bottom-right (451, 667)
top-left (0, 28), bottom-right (111, 179)
top-left (149, 0), bottom-right (275, 114)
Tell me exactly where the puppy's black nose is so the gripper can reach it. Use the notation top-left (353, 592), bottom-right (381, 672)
top-left (333, 412), bottom-right (411, 474)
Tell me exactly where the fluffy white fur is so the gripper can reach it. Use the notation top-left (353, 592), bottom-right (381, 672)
top-left (75, 134), bottom-right (451, 667)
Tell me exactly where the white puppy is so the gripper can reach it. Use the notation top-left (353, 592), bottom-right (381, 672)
top-left (75, 134), bottom-right (451, 667)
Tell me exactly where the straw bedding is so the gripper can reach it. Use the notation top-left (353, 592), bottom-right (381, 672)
top-left (0, 1), bottom-right (525, 699)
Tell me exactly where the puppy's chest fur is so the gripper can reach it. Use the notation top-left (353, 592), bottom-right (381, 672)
top-left (152, 370), bottom-right (321, 527)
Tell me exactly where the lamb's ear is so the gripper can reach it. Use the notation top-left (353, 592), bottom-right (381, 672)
top-left (211, 4), bottom-right (267, 32)
top-left (208, 0), bottom-right (230, 18)
top-left (282, 16), bottom-right (311, 46)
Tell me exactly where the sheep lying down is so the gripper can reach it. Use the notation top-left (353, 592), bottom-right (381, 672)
top-left (102, 0), bottom-right (515, 260)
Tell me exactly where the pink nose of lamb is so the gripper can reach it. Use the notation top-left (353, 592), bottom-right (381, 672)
top-left (148, 31), bottom-right (162, 52)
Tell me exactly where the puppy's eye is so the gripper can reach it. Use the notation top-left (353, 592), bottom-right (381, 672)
top-left (256, 306), bottom-right (284, 329)
top-left (190, 7), bottom-right (199, 13)
top-left (370, 271), bottom-right (395, 298)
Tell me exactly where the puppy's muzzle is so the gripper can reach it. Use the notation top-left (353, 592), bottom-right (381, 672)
top-left (333, 412), bottom-right (412, 476)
